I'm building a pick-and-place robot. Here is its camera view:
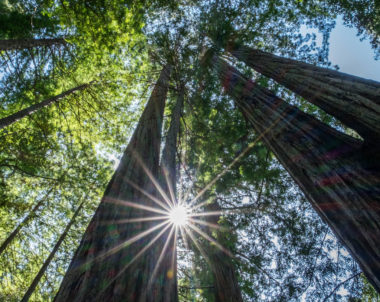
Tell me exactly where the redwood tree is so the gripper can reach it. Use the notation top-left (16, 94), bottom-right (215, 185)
top-left (54, 64), bottom-right (175, 301)
top-left (208, 53), bottom-right (380, 292)
top-left (224, 41), bottom-right (380, 144)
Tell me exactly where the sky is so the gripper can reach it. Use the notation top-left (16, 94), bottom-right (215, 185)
top-left (329, 16), bottom-right (380, 81)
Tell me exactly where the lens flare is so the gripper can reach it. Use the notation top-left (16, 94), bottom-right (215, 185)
top-left (169, 205), bottom-right (189, 226)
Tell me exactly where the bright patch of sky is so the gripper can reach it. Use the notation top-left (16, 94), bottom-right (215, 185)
top-left (302, 16), bottom-right (380, 82)
top-left (329, 16), bottom-right (380, 81)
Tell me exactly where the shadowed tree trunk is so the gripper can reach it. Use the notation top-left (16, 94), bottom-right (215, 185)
top-left (210, 54), bottom-right (380, 292)
top-left (161, 82), bottom-right (185, 193)
top-left (153, 82), bottom-right (186, 302)
top-left (21, 199), bottom-right (85, 302)
top-left (204, 201), bottom-right (243, 302)
top-left (54, 64), bottom-right (173, 302)
top-left (0, 38), bottom-right (66, 51)
top-left (0, 82), bottom-right (93, 130)
top-left (225, 41), bottom-right (380, 144)
top-left (0, 187), bottom-right (54, 256)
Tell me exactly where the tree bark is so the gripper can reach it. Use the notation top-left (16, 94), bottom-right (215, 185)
top-left (212, 55), bottom-right (380, 292)
top-left (0, 187), bottom-right (54, 256)
top-left (161, 82), bottom-right (185, 194)
top-left (204, 201), bottom-right (243, 302)
top-left (21, 200), bottom-right (85, 302)
top-left (54, 65), bottom-right (173, 302)
top-left (154, 83), bottom-right (185, 302)
top-left (0, 82), bottom-right (93, 130)
top-left (225, 42), bottom-right (380, 144)
top-left (0, 38), bottom-right (66, 51)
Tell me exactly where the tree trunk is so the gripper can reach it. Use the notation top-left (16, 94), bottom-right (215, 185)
top-left (204, 201), bottom-right (243, 302)
top-left (212, 55), bottom-right (380, 292)
top-left (0, 187), bottom-right (54, 256)
top-left (161, 82), bottom-right (185, 194)
top-left (225, 42), bottom-right (380, 144)
top-left (0, 38), bottom-right (66, 51)
top-left (0, 82), bottom-right (93, 130)
top-left (21, 200), bottom-right (85, 302)
top-left (54, 65), bottom-right (173, 302)
top-left (154, 83), bottom-right (185, 302)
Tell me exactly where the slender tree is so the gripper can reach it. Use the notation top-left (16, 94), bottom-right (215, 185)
top-left (21, 199), bottom-right (85, 302)
top-left (207, 52), bottom-right (380, 292)
top-left (0, 187), bottom-right (54, 255)
top-left (223, 40), bottom-right (380, 144)
top-left (0, 82), bottom-right (93, 130)
top-left (0, 38), bottom-right (66, 51)
top-left (54, 64), bottom-right (173, 301)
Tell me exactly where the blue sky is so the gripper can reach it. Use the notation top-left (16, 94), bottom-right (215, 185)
top-left (329, 16), bottom-right (380, 81)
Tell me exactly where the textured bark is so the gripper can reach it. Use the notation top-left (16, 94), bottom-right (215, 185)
top-left (204, 201), bottom-right (243, 302)
top-left (0, 82), bottom-right (92, 130)
top-left (21, 200), bottom-right (85, 302)
top-left (0, 188), bottom-right (54, 256)
top-left (0, 38), bottom-right (66, 51)
top-left (54, 65), bottom-right (174, 302)
top-left (155, 83), bottom-right (185, 302)
top-left (226, 42), bottom-right (380, 144)
top-left (213, 55), bottom-right (380, 292)
top-left (161, 82), bottom-right (185, 192)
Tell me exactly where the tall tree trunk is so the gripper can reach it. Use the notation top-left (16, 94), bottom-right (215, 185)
top-left (0, 38), bottom-right (66, 51)
top-left (54, 65), bottom-right (173, 302)
top-left (204, 201), bottom-right (243, 302)
top-left (211, 54), bottom-right (380, 292)
top-left (0, 187), bottom-right (54, 255)
top-left (0, 82), bottom-right (93, 130)
top-left (161, 82), bottom-right (185, 193)
top-left (154, 83), bottom-right (185, 302)
top-left (21, 200), bottom-right (85, 302)
top-left (225, 41), bottom-right (380, 144)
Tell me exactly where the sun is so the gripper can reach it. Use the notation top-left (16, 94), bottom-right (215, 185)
top-left (169, 205), bottom-right (189, 226)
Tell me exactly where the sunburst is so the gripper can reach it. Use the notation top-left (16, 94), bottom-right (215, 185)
top-left (92, 126), bottom-right (276, 295)
top-left (168, 204), bottom-right (190, 226)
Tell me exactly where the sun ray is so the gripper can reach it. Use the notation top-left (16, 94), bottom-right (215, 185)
top-left (187, 223), bottom-right (233, 258)
top-left (131, 150), bottom-right (174, 208)
top-left (148, 224), bottom-right (176, 289)
top-left (189, 117), bottom-right (282, 211)
top-left (124, 178), bottom-right (172, 211)
top-left (188, 217), bottom-right (224, 230)
top-left (100, 216), bottom-right (168, 225)
top-left (171, 226), bottom-right (178, 269)
top-left (189, 210), bottom-right (223, 218)
top-left (183, 227), bottom-right (211, 265)
top-left (179, 225), bottom-right (190, 251)
top-left (95, 222), bottom-right (173, 299)
top-left (163, 166), bottom-right (177, 207)
top-left (84, 220), bottom-right (170, 268)
top-left (104, 197), bottom-right (168, 215)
